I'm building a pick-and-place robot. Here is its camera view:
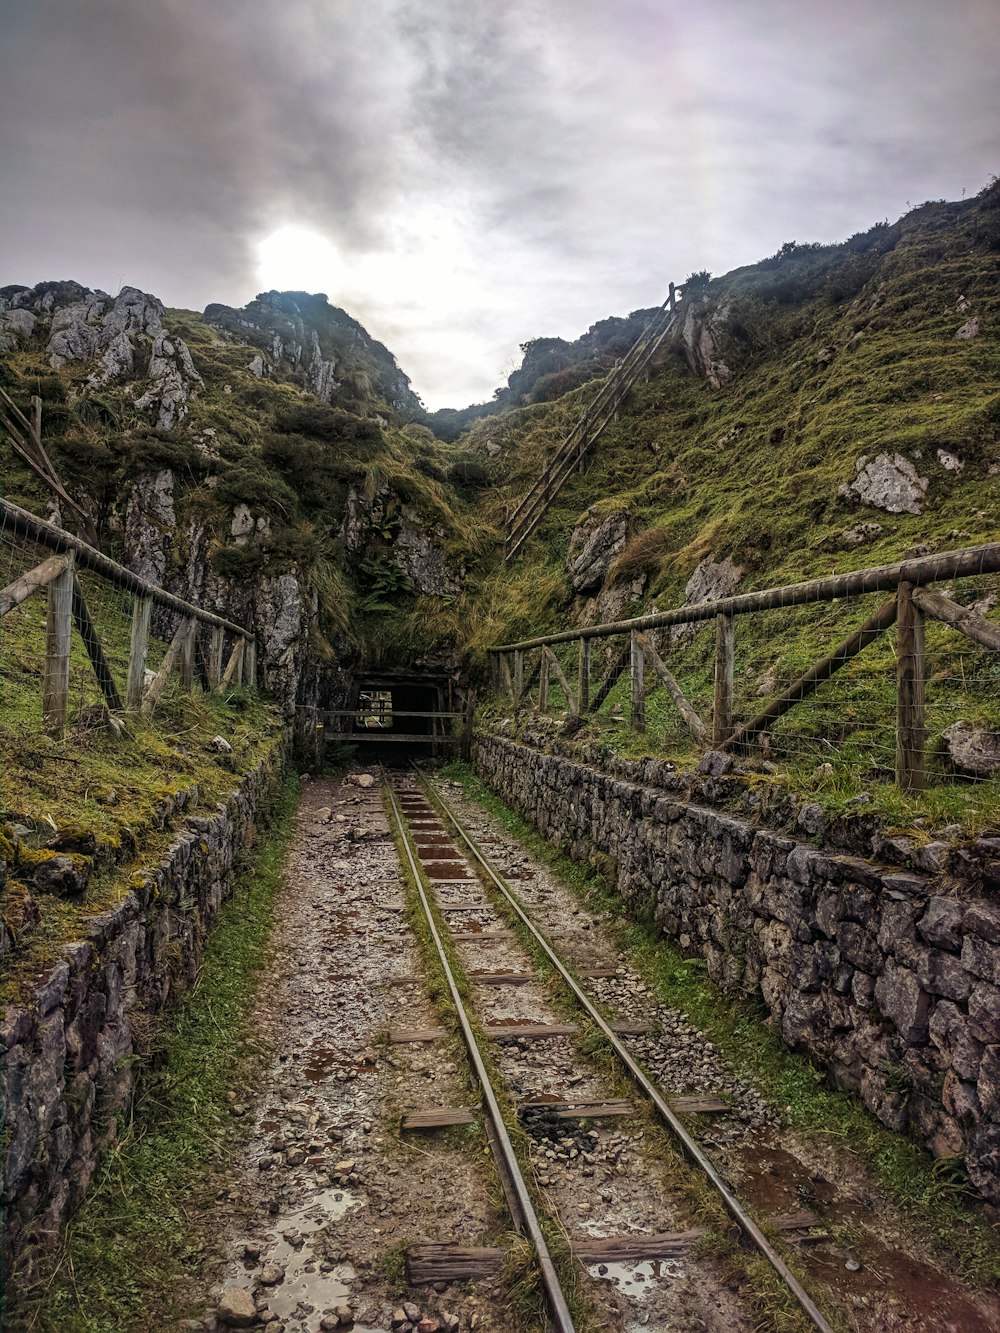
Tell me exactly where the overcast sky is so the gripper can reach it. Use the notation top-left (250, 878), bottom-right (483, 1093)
top-left (1, 0), bottom-right (998, 409)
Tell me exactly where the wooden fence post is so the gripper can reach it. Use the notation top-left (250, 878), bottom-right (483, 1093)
top-left (179, 622), bottom-right (195, 691)
top-left (513, 649), bottom-right (524, 706)
top-left (127, 595), bottom-right (152, 710)
top-left (896, 581), bottom-right (926, 790)
top-left (630, 631), bottom-right (646, 733)
top-left (537, 648), bottom-right (549, 712)
top-left (219, 636), bottom-right (245, 690)
top-left (43, 553), bottom-right (74, 738)
top-left (461, 687), bottom-right (477, 761)
top-left (499, 653), bottom-right (514, 703)
top-left (208, 625), bottom-right (225, 688)
top-left (578, 638), bottom-right (590, 714)
top-left (244, 637), bottom-right (257, 688)
top-left (713, 613), bottom-right (734, 745)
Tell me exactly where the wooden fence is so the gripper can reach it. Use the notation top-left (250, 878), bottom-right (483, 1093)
top-left (504, 283), bottom-right (686, 564)
top-left (0, 498), bottom-right (257, 738)
top-left (489, 542), bottom-right (1000, 791)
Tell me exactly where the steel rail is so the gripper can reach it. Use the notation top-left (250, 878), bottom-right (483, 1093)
top-left (419, 772), bottom-right (835, 1333)
top-left (383, 778), bottom-right (577, 1333)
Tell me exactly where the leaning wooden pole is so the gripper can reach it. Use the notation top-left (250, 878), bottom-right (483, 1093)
top-left (634, 631), bottom-right (707, 744)
top-left (71, 575), bottom-right (123, 711)
top-left (725, 598), bottom-right (898, 753)
top-left (142, 617), bottom-right (195, 717)
top-left (0, 554), bottom-right (72, 617)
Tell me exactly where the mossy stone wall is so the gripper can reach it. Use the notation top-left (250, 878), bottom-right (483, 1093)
top-left (0, 738), bottom-right (286, 1277)
top-left (474, 730), bottom-right (1000, 1204)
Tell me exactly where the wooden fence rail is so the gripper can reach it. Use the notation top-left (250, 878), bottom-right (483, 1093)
top-left (489, 541), bottom-right (1000, 792)
top-left (504, 283), bottom-right (685, 563)
top-left (0, 497), bottom-right (257, 737)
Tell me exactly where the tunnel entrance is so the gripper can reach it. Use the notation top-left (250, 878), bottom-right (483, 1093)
top-left (328, 672), bottom-right (461, 765)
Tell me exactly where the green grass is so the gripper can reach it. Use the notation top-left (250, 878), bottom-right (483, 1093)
top-left (438, 761), bottom-right (1000, 1288)
top-left (0, 532), bottom-right (285, 999)
top-left (456, 190), bottom-right (1000, 822)
top-left (6, 772), bottom-right (300, 1333)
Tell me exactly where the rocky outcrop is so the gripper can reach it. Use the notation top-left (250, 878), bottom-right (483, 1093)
top-left (0, 740), bottom-right (286, 1275)
top-left (391, 507), bottom-right (461, 597)
top-left (124, 469), bottom-right (176, 585)
top-left (474, 732), bottom-right (1000, 1203)
top-left (341, 488), bottom-right (461, 598)
top-left (204, 290), bottom-right (420, 414)
top-left (684, 555), bottom-right (743, 605)
top-left (844, 453), bottom-right (928, 514)
top-left (0, 281), bottom-right (201, 428)
top-left (677, 301), bottom-right (732, 390)
top-left (566, 509), bottom-right (628, 592)
top-left (133, 331), bottom-right (204, 430)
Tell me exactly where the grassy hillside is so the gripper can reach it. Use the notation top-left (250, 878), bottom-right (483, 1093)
top-left (0, 302), bottom-right (499, 670)
top-left (460, 185), bottom-right (1000, 825)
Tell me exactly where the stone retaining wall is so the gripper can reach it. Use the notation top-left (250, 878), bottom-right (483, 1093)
top-left (0, 739), bottom-right (286, 1274)
top-left (474, 732), bottom-right (1000, 1203)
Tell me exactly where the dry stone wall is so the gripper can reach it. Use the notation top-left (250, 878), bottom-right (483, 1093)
top-left (0, 740), bottom-right (286, 1275)
top-left (474, 732), bottom-right (1000, 1204)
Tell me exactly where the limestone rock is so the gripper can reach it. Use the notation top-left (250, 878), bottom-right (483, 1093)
top-left (133, 331), bottom-right (203, 430)
top-left (942, 722), bottom-right (1000, 778)
top-left (31, 855), bottom-right (91, 897)
top-left (594, 574), bottom-right (646, 623)
top-left (840, 521), bottom-right (883, 547)
top-left (844, 453), bottom-right (928, 514)
top-left (874, 959), bottom-right (931, 1042)
top-left (955, 316), bottom-right (981, 340)
top-left (248, 353), bottom-right (267, 377)
top-left (391, 506), bottom-right (461, 596)
top-left (0, 307), bottom-right (37, 352)
top-left (231, 504), bottom-right (255, 539)
top-left (684, 555), bottom-right (743, 606)
top-left (677, 301), bottom-right (732, 389)
top-left (124, 469), bottom-right (176, 586)
top-left (566, 509), bottom-right (628, 592)
top-left (937, 449), bottom-right (964, 472)
top-left (217, 1285), bottom-right (258, 1327)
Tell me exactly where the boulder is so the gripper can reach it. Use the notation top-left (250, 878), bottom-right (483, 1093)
top-left (684, 555), bottom-right (743, 606)
top-left (955, 316), bottom-right (981, 340)
top-left (31, 854), bottom-right (91, 897)
top-left (566, 510), bottom-right (628, 592)
top-left (217, 1286), bottom-right (258, 1327)
top-left (844, 453), bottom-right (928, 514)
top-left (942, 722), bottom-right (1000, 778)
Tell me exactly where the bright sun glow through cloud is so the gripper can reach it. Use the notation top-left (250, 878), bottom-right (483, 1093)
top-left (255, 225), bottom-right (345, 294)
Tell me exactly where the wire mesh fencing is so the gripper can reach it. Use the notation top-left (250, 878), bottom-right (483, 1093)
top-left (490, 544), bottom-right (1000, 806)
top-left (0, 498), bottom-right (256, 746)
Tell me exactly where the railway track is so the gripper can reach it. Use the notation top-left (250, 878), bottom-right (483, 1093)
top-left (384, 768), bottom-right (834, 1333)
